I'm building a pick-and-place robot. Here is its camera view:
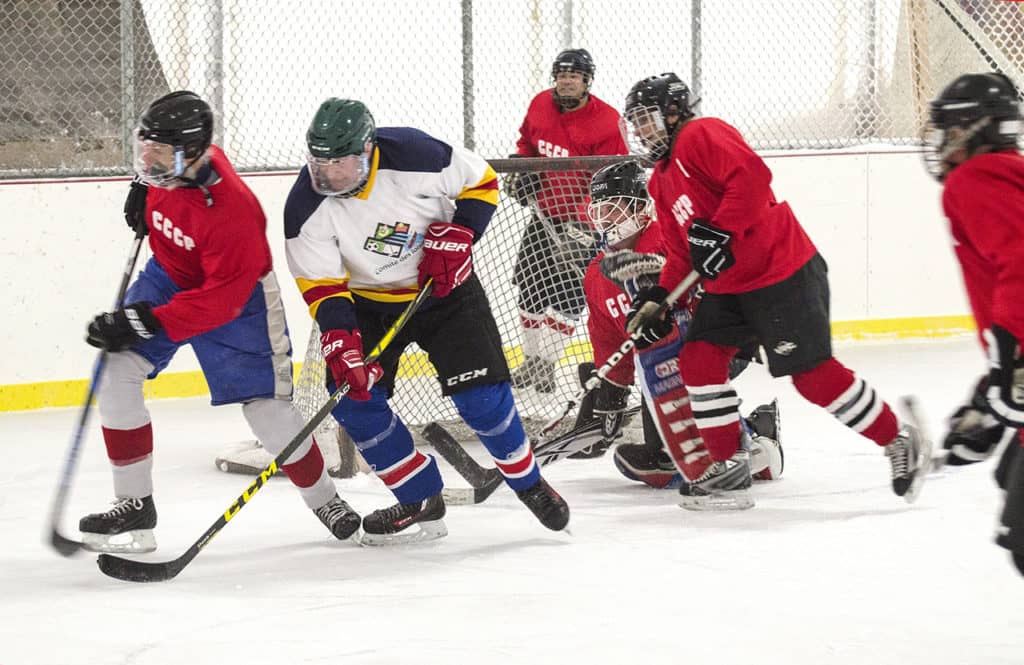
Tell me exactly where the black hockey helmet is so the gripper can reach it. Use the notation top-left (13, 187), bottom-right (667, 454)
top-left (622, 73), bottom-right (698, 162)
top-left (588, 159), bottom-right (652, 249)
top-left (924, 72), bottom-right (1021, 181)
top-left (133, 90), bottom-right (214, 186)
top-left (551, 48), bottom-right (595, 111)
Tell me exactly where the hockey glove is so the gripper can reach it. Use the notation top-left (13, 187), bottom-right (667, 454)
top-left (599, 250), bottom-right (666, 297)
top-left (86, 303), bottom-right (161, 352)
top-left (320, 329), bottom-right (383, 401)
top-left (418, 222), bottom-right (474, 298)
top-left (595, 378), bottom-right (631, 441)
top-left (502, 159), bottom-right (541, 207)
top-left (943, 376), bottom-right (1008, 465)
top-left (983, 325), bottom-right (1024, 428)
top-left (124, 178), bottom-right (149, 235)
top-left (625, 285), bottom-right (674, 350)
top-left (687, 220), bottom-right (735, 280)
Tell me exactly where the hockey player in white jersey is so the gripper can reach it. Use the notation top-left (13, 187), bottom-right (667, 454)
top-left (284, 98), bottom-right (570, 543)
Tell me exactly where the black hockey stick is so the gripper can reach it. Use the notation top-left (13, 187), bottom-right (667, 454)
top-left (48, 225), bottom-right (148, 557)
top-left (539, 270), bottom-right (700, 439)
top-left (440, 405), bottom-right (643, 505)
top-left (96, 283), bottom-right (433, 582)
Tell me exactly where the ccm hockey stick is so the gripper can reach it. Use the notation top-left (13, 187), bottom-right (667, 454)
top-left (539, 270), bottom-right (700, 439)
top-left (439, 405), bottom-right (643, 505)
top-left (97, 283), bottom-right (433, 582)
top-left (48, 224), bottom-right (148, 557)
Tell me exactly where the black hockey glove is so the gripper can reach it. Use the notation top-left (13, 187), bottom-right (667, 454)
top-left (943, 375), bottom-right (1008, 466)
top-left (124, 179), bottom-right (149, 235)
top-left (687, 219), bottom-right (735, 280)
top-left (502, 156), bottom-right (540, 207)
top-left (983, 324), bottom-right (1024, 428)
top-left (625, 285), bottom-right (674, 349)
top-left (86, 303), bottom-right (161, 352)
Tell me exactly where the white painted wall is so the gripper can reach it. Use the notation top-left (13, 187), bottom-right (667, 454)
top-left (0, 148), bottom-right (968, 387)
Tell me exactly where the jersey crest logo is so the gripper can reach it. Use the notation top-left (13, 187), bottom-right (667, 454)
top-left (363, 221), bottom-right (424, 258)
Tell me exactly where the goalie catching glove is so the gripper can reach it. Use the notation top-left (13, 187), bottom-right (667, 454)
top-left (86, 303), bottom-right (161, 352)
top-left (417, 222), bottom-right (474, 298)
top-left (983, 325), bottom-right (1024, 427)
top-left (320, 329), bottom-right (383, 401)
top-left (624, 285), bottom-right (674, 349)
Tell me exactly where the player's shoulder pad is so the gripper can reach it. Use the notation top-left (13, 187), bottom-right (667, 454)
top-left (284, 166), bottom-right (327, 240)
top-left (376, 127), bottom-right (453, 174)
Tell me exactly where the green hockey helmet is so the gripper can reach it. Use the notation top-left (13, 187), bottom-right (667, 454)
top-left (306, 98), bottom-right (377, 196)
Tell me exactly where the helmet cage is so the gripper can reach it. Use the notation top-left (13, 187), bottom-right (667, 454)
top-left (588, 195), bottom-right (652, 249)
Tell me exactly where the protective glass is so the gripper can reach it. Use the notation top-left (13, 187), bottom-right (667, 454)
top-left (132, 132), bottom-right (185, 187)
top-left (307, 150), bottom-right (370, 197)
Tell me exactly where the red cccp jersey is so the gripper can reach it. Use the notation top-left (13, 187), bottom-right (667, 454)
top-left (651, 117), bottom-right (817, 295)
top-left (144, 144), bottom-right (272, 341)
top-left (584, 222), bottom-right (694, 386)
top-left (942, 150), bottom-right (1024, 346)
top-left (515, 91), bottom-right (627, 223)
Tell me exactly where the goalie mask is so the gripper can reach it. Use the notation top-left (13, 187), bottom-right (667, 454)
top-left (622, 73), bottom-right (698, 162)
top-left (133, 90), bottom-right (214, 188)
top-left (306, 98), bottom-right (377, 197)
top-left (588, 160), bottom-right (652, 250)
top-left (551, 48), bottom-right (595, 111)
top-left (924, 72), bottom-right (1021, 182)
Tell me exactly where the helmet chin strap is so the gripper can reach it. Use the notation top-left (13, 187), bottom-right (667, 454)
top-left (553, 89), bottom-right (589, 112)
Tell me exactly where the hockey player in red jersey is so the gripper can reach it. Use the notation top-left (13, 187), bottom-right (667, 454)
top-left (506, 48), bottom-right (628, 393)
top-left (576, 160), bottom-right (783, 505)
top-left (79, 91), bottom-right (360, 553)
top-left (924, 72), bottom-right (1024, 576)
top-left (622, 73), bottom-right (932, 505)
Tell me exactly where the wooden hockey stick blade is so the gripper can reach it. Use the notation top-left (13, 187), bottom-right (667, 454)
top-left (442, 469), bottom-right (504, 505)
top-left (96, 285), bottom-right (433, 582)
top-left (423, 422), bottom-right (494, 488)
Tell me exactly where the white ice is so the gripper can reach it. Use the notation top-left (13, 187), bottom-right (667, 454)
top-left (3, 337), bottom-right (1022, 665)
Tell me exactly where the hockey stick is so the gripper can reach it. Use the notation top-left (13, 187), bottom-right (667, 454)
top-left (440, 405), bottom-right (643, 505)
top-left (539, 270), bottom-right (700, 439)
top-left (48, 225), bottom-right (148, 557)
top-left (96, 283), bottom-right (433, 582)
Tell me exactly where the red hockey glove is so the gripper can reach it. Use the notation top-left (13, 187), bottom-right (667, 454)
top-left (320, 329), bottom-right (383, 401)
top-left (418, 222), bottom-right (474, 298)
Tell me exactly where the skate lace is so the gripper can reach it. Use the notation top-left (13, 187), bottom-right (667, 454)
top-left (314, 498), bottom-right (348, 522)
top-left (885, 436), bottom-right (909, 478)
top-left (105, 497), bottom-right (144, 517)
top-left (376, 501), bottom-right (418, 525)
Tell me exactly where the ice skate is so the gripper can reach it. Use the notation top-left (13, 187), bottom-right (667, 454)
top-left (511, 356), bottom-right (556, 393)
top-left (515, 477), bottom-right (570, 531)
top-left (313, 494), bottom-right (361, 540)
top-left (359, 492), bottom-right (448, 546)
top-left (884, 423), bottom-right (932, 503)
top-left (678, 448), bottom-right (754, 511)
top-left (613, 443), bottom-right (683, 489)
top-left (745, 401), bottom-right (784, 480)
top-left (79, 496), bottom-right (157, 554)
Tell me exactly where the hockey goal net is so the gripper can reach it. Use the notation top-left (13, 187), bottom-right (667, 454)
top-left (292, 155), bottom-right (639, 447)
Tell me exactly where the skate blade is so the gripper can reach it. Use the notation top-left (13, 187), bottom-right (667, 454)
top-left (679, 490), bottom-right (754, 511)
top-left (81, 529), bottom-right (157, 554)
top-left (902, 435), bottom-right (934, 504)
top-left (358, 519), bottom-right (448, 547)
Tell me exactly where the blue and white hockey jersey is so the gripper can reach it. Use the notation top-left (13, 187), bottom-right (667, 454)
top-left (284, 127), bottom-right (499, 333)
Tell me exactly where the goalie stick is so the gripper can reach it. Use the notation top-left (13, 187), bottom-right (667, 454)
top-left (96, 283), bottom-right (433, 583)
top-left (539, 270), bottom-right (700, 439)
top-left (439, 406), bottom-right (643, 505)
top-left (48, 225), bottom-right (148, 557)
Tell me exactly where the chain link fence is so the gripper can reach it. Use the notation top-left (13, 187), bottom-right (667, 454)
top-left (1, 0), bottom-right (1022, 177)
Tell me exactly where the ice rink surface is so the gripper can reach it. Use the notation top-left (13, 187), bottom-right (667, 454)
top-left (2, 337), bottom-right (1022, 665)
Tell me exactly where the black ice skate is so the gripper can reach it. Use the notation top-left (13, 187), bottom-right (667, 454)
top-left (613, 443), bottom-right (683, 489)
top-left (515, 477), bottom-right (570, 531)
top-left (359, 492), bottom-right (447, 546)
top-left (745, 400), bottom-right (785, 481)
top-left (79, 495), bottom-right (157, 554)
top-left (678, 448), bottom-right (754, 511)
top-left (511, 356), bottom-right (556, 393)
top-left (313, 494), bottom-right (361, 540)
top-left (884, 423), bottom-right (932, 503)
